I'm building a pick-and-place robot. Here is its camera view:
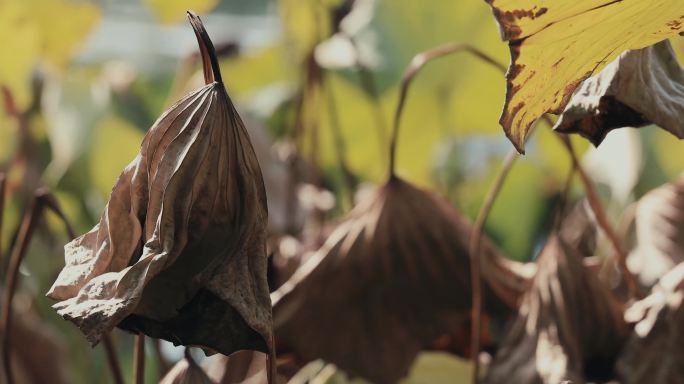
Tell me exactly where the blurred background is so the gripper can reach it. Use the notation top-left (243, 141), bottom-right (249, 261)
top-left (1, 0), bottom-right (684, 382)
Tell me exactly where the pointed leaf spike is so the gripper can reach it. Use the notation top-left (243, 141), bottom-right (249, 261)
top-left (187, 11), bottom-right (223, 85)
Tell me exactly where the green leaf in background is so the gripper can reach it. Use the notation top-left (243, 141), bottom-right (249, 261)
top-left (145, 0), bottom-right (219, 23)
top-left (221, 45), bottom-right (297, 98)
top-left (89, 115), bottom-right (145, 198)
top-left (0, 0), bottom-right (99, 109)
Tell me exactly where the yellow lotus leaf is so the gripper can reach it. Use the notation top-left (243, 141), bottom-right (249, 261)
top-left (485, 0), bottom-right (684, 152)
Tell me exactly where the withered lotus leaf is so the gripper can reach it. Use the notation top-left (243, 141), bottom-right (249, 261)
top-left (272, 176), bottom-right (529, 384)
top-left (46, 11), bottom-right (274, 368)
top-left (628, 174), bottom-right (684, 288)
top-left (617, 262), bottom-right (684, 383)
top-left (554, 40), bottom-right (684, 146)
top-left (484, 236), bottom-right (626, 384)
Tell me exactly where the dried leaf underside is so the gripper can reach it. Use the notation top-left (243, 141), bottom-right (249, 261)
top-left (272, 177), bottom-right (527, 384)
top-left (628, 174), bottom-right (684, 287)
top-left (485, 0), bottom-right (684, 151)
top-left (554, 40), bottom-right (684, 146)
top-left (617, 262), bottom-right (684, 383)
top-left (484, 236), bottom-right (625, 384)
top-left (47, 81), bottom-right (273, 356)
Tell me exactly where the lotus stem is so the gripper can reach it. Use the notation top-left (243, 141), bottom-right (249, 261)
top-left (324, 71), bottom-right (356, 208)
top-left (187, 11), bottom-right (223, 85)
top-left (134, 334), bottom-right (145, 384)
top-left (390, 43), bottom-right (506, 179)
top-left (0, 173), bottom-right (6, 273)
top-left (102, 335), bottom-right (125, 384)
top-left (42, 193), bottom-right (125, 384)
top-left (551, 127), bottom-right (641, 299)
top-left (390, 43), bottom-right (507, 383)
top-left (1, 191), bottom-right (45, 384)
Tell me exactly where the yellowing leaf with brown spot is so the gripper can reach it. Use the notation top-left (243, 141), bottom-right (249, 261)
top-left (145, 0), bottom-right (218, 24)
top-left (486, 0), bottom-right (684, 152)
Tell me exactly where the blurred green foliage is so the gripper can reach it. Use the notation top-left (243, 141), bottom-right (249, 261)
top-left (1, 0), bottom-right (683, 383)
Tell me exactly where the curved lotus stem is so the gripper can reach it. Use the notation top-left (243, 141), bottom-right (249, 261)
top-left (389, 43), bottom-right (506, 180)
top-left (187, 11), bottom-right (223, 85)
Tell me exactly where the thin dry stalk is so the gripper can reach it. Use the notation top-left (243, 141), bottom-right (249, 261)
top-left (389, 43), bottom-right (506, 179)
top-left (102, 335), bottom-right (125, 384)
top-left (134, 334), bottom-right (145, 384)
top-left (1, 191), bottom-right (45, 384)
top-left (468, 148), bottom-right (517, 383)
top-left (553, 130), bottom-right (641, 299)
top-left (390, 43), bottom-right (508, 384)
top-left (324, 73), bottom-right (356, 208)
top-left (42, 194), bottom-right (125, 384)
top-left (0, 173), bottom-right (6, 269)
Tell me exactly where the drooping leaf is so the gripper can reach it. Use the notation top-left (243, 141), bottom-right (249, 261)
top-left (484, 236), bottom-right (626, 384)
top-left (628, 174), bottom-right (684, 287)
top-left (485, 0), bottom-right (684, 152)
top-left (617, 262), bottom-right (684, 383)
top-left (272, 176), bottom-right (531, 384)
top-left (554, 41), bottom-right (684, 146)
top-left (47, 13), bottom-right (274, 376)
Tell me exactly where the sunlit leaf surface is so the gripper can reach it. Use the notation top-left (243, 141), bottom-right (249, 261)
top-left (486, 0), bottom-right (684, 152)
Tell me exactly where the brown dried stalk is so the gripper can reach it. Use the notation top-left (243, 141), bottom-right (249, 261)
top-left (324, 71), bottom-right (356, 208)
top-left (0, 172), bottom-right (5, 270)
top-left (389, 42), bottom-right (506, 178)
top-left (1, 191), bottom-right (45, 384)
top-left (101, 336), bottom-right (125, 384)
top-left (552, 127), bottom-right (641, 299)
top-left (134, 335), bottom-right (145, 384)
top-left (390, 42), bottom-right (509, 384)
top-left (42, 193), bottom-right (125, 384)
top-left (468, 146), bottom-right (518, 383)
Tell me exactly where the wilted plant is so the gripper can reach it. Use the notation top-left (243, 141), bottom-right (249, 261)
top-left (45, 11), bottom-right (275, 382)
top-left (270, 42), bottom-right (532, 384)
top-left (484, 236), bottom-right (626, 384)
top-left (3, 1), bottom-right (684, 384)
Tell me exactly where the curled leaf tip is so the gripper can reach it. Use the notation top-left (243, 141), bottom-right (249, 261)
top-left (187, 11), bottom-right (223, 85)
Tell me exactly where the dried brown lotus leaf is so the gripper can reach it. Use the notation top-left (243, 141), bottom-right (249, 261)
top-left (484, 236), bottom-right (626, 384)
top-left (160, 352), bottom-right (215, 384)
top-left (628, 174), bottom-right (684, 288)
top-left (272, 177), bottom-right (530, 384)
top-left (46, 12), bottom-right (274, 371)
top-left (554, 40), bottom-right (684, 146)
top-left (617, 262), bottom-right (684, 383)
